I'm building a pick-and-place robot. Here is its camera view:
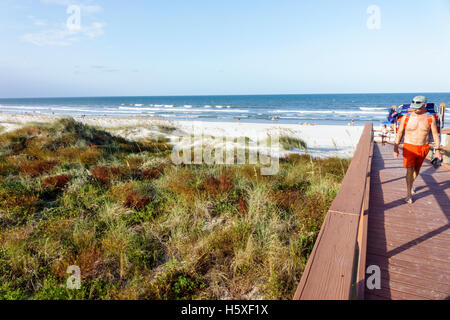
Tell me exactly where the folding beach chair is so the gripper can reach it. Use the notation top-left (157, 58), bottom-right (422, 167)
top-left (394, 102), bottom-right (446, 144)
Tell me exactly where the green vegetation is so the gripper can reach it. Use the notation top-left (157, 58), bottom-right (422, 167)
top-left (280, 136), bottom-right (308, 151)
top-left (157, 124), bottom-right (177, 134)
top-left (0, 118), bottom-right (349, 300)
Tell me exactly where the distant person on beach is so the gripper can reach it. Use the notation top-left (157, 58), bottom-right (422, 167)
top-left (381, 124), bottom-right (388, 145)
top-left (351, 119), bottom-right (355, 126)
top-left (393, 96), bottom-right (442, 204)
top-left (387, 105), bottom-right (398, 130)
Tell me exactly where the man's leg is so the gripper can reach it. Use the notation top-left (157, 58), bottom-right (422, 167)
top-left (406, 167), bottom-right (415, 199)
top-left (408, 166), bottom-right (421, 195)
top-left (413, 167), bottom-right (420, 180)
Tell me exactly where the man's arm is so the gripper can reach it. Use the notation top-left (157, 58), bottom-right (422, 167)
top-left (393, 116), bottom-right (406, 158)
top-left (430, 117), bottom-right (442, 160)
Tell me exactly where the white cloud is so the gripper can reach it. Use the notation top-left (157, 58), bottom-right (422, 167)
top-left (40, 0), bottom-right (103, 15)
top-left (22, 29), bottom-right (78, 46)
top-left (28, 15), bottom-right (48, 26)
top-left (81, 5), bottom-right (102, 14)
top-left (22, 22), bottom-right (105, 46)
top-left (22, 1), bottom-right (105, 46)
top-left (40, 0), bottom-right (72, 5)
top-left (83, 22), bottom-right (105, 38)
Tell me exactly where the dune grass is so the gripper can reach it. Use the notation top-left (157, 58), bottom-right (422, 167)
top-left (280, 136), bottom-right (308, 151)
top-left (0, 118), bottom-right (350, 300)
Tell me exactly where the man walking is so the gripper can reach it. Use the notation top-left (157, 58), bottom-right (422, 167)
top-left (393, 96), bottom-right (443, 204)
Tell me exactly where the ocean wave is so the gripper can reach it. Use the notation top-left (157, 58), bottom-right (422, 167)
top-left (119, 106), bottom-right (249, 113)
top-left (269, 110), bottom-right (387, 115)
top-left (119, 107), bottom-right (157, 111)
top-left (0, 106), bottom-right (52, 110)
top-left (359, 107), bottom-right (388, 111)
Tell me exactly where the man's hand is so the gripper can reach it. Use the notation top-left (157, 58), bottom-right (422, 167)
top-left (434, 149), bottom-right (443, 161)
top-left (393, 145), bottom-right (399, 159)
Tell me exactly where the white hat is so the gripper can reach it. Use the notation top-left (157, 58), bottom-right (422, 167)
top-left (411, 96), bottom-right (427, 109)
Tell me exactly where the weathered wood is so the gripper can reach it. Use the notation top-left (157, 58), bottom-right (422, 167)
top-left (294, 123), bottom-right (373, 300)
top-left (356, 139), bottom-right (373, 299)
top-left (367, 255), bottom-right (450, 282)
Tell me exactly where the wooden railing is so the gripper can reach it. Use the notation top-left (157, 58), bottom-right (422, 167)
top-left (293, 123), bottom-right (374, 300)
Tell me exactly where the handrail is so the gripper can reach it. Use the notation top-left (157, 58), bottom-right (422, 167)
top-left (293, 123), bottom-right (374, 300)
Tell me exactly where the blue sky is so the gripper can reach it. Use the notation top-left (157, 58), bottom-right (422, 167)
top-left (1, 0), bottom-right (450, 98)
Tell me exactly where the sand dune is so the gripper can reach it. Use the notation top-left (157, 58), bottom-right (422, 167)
top-left (0, 112), bottom-right (421, 158)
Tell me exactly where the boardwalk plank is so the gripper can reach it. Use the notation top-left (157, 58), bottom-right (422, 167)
top-left (365, 143), bottom-right (450, 300)
top-left (367, 255), bottom-right (450, 283)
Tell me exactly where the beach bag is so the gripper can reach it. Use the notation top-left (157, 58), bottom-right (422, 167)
top-left (387, 109), bottom-right (398, 124)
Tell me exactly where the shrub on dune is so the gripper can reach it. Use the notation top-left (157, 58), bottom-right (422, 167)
top-left (90, 166), bottom-right (124, 184)
top-left (79, 145), bottom-right (104, 165)
top-left (164, 169), bottom-right (196, 203)
top-left (56, 146), bottom-right (83, 162)
top-left (198, 171), bottom-right (234, 200)
top-left (52, 245), bottom-right (106, 281)
top-left (42, 174), bottom-right (73, 190)
top-left (142, 168), bottom-right (163, 180)
top-left (109, 182), bottom-right (153, 211)
top-left (19, 160), bottom-right (59, 178)
top-left (0, 181), bottom-right (39, 218)
top-left (279, 136), bottom-right (307, 151)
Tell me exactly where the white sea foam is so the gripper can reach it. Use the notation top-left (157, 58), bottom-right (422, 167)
top-left (279, 116), bottom-right (303, 119)
top-left (0, 106), bottom-right (50, 110)
top-left (134, 104), bottom-right (144, 107)
top-left (119, 106), bottom-right (249, 113)
top-left (119, 107), bottom-right (156, 111)
top-left (359, 107), bottom-right (387, 111)
top-left (269, 110), bottom-right (386, 115)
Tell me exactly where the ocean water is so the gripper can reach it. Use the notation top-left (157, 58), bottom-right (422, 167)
top-left (0, 93), bottom-right (449, 126)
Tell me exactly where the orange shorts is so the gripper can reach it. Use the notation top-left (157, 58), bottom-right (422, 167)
top-left (403, 143), bottom-right (430, 169)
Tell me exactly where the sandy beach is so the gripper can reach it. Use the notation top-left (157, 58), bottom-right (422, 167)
top-left (1, 112), bottom-right (446, 158)
top-left (0, 112), bottom-right (372, 158)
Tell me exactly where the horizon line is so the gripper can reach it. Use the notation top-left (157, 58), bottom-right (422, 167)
top-left (1, 91), bottom-right (450, 100)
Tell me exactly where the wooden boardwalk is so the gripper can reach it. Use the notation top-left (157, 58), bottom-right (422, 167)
top-left (365, 143), bottom-right (450, 300)
top-left (294, 123), bottom-right (450, 300)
